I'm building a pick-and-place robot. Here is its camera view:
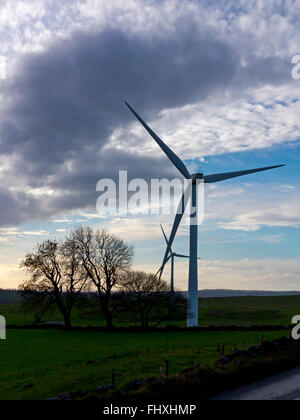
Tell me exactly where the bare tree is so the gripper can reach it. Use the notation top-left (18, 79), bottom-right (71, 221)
top-left (69, 226), bottom-right (134, 328)
top-left (120, 271), bottom-right (186, 327)
top-left (19, 239), bottom-right (88, 328)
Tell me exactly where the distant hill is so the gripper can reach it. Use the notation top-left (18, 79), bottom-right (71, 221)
top-left (0, 289), bottom-right (21, 304)
top-left (197, 289), bottom-right (300, 298)
top-left (176, 289), bottom-right (300, 298)
top-left (1, 288), bottom-right (300, 304)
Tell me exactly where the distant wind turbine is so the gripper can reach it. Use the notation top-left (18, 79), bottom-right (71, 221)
top-left (125, 101), bottom-right (285, 327)
top-left (157, 224), bottom-right (201, 294)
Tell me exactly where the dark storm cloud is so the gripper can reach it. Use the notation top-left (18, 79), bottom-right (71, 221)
top-left (0, 24), bottom-right (240, 225)
top-left (235, 55), bottom-right (291, 88)
top-left (0, 187), bottom-right (48, 226)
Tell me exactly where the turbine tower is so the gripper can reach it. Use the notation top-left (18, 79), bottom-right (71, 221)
top-left (125, 101), bottom-right (285, 327)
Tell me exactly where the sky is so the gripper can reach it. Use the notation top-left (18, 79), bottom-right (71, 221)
top-left (0, 0), bottom-right (299, 290)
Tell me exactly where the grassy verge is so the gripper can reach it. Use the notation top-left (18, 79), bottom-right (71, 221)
top-left (101, 337), bottom-right (300, 403)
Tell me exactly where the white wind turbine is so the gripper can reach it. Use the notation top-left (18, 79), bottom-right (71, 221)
top-left (125, 101), bottom-right (285, 327)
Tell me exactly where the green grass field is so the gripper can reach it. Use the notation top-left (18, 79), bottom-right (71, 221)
top-left (0, 295), bottom-right (298, 400)
top-left (1, 295), bottom-right (299, 327)
top-left (0, 329), bottom-right (289, 400)
top-left (198, 295), bottom-right (300, 326)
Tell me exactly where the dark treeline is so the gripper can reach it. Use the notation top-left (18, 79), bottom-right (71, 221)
top-left (19, 226), bottom-right (186, 328)
top-left (0, 289), bottom-right (21, 304)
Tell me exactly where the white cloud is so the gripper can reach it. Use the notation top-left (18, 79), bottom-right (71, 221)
top-left (109, 85), bottom-right (300, 159)
top-left (22, 230), bottom-right (48, 236)
top-left (78, 212), bottom-right (107, 220)
top-left (106, 216), bottom-right (179, 241)
top-left (258, 233), bottom-right (285, 244)
top-left (201, 181), bottom-right (300, 232)
top-left (281, 184), bottom-right (297, 191)
top-left (219, 207), bottom-right (300, 232)
top-left (52, 218), bottom-right (73, 223)
top-left (0, 227), bottom-right (19, 235)
top-left (0, 227), bottom-right (49, 241)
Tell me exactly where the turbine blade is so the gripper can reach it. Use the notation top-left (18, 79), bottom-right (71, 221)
top-left (125, 102), bottom-right (190, 178)
top-left (173, 253), bottom-right (202, 259)
top-left (174, 253), bottom-right (190, 258)
top-left (155, 255), bottom-right (172, 277)
top-left (159, 184), bottom-right (192, 278)
top-left (160, 224), bottom-right (171, 250)
top-left (204, 165), bottom-right (285, 183)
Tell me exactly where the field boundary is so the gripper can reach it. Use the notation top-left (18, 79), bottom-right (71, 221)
top-left (49, 336), bottom-right (300, 401)
top-left (6, 324), bottom-right (290, 332)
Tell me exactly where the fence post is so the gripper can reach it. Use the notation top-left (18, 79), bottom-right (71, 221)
top-left (221, 344), bottom-right (225, 357)
top-left (111, 372), bottom-right (115, 387)
top-left (165, 360), bottom-right (169, 377)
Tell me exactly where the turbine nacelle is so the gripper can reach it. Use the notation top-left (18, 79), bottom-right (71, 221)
top-left (189, 173), bottom-right (204, 183)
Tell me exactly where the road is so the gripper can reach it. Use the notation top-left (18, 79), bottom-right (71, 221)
top-left (209, 366), bottom-right (300, 400)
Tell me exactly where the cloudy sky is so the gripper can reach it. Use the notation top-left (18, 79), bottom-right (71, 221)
top-left (0, 0), bottom-right (299, 290)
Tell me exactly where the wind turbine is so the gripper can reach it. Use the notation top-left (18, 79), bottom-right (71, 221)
top-left (158, 224), bottom-right (201, 295)
top-left (125, 101), bottom-right (285, 327)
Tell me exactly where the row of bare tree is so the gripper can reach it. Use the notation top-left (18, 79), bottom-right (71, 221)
top-left (19, 226), bottom-right (185, 328)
